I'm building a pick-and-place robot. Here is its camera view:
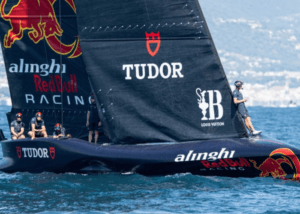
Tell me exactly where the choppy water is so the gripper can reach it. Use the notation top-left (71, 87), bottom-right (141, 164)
top-left (0, 106), bottom-right (299, 213)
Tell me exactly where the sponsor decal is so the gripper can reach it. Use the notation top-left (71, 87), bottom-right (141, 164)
top-left (49, 147), bottom-right (55, 160)
top-left (0, 0), bottom-right (88, 107)
top-left (7, 57), bottom-right (85, 106)
top-left (16, 146), bottom-right (21, 158)
top-left (9, 59), bottom-right (66, 76)
top-left (0, 0), bottom-right (81, 58)
top-left (200, 157), bottom-right (251, 172)
top-left (9, 58), bottom-right (83, 105)
top-left (15, 147), bottom-right (55, 159)
top-left (33, 74), bottom-right (77, 93)
top-left (123, 32), bottom-right (183, 80)
top-left (122, 62), bottom-right (184, 80)
top-left (196, 88), bottom-right (224, 124)
top-left (174, 148), bottom-right (235, 162)
top-left (24, 94), bottom-right (85, 106)
top-left (250, 148), bottom-right (300, 181)
top-left (145, 32), bottom-right (161, 57)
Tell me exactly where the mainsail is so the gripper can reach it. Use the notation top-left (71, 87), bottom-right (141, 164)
top-left (0, 0), bottom-right (91, 138)
top-left (75, 0), bottom-right (248, 143)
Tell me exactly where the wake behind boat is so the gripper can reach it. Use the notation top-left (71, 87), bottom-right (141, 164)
top-left (0, 0), bottom-right (298, 181)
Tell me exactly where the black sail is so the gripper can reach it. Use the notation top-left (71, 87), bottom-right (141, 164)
top-left (75, 0), bottom-right (248, 143)
top-left (0, 0), bottom-right (91, 138)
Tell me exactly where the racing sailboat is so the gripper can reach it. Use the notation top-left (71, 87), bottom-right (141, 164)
top-left (0, 0), bottom-right (299, 181)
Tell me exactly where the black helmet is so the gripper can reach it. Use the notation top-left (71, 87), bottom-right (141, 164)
top-left (16, 113), bottom-right (22, 119)
top-left (234, 80), bottom-right (243, 87)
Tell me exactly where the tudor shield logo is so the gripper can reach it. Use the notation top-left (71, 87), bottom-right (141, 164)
top-left (0, 0), bottom-right (81, 58)
top-left (49, 147), bottom-right (55, 159)
top-left (16, 146), bottom-right (22, 158)
top-left (145, 32), bottom-right (161, 57)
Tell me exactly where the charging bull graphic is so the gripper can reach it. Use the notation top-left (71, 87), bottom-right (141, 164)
top-left (250, 148), bottom-right (300, 181)
top-left (0, 0), bottom-right (81, 58)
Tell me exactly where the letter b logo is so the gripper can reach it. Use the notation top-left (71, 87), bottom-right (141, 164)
top-left (196, 89), bottom-right (223, 120)
top-left (207, 90), bottom-right (223, 120)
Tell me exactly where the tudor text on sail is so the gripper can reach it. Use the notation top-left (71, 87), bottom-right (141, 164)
top-left (123, 63), bottom-right (183, 80)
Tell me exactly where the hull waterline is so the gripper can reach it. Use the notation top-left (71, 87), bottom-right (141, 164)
top-left (0, 135), bottom-right (300, 180)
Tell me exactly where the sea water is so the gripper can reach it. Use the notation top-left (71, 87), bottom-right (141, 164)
top-left (0, 106), bottom-right (299, 213)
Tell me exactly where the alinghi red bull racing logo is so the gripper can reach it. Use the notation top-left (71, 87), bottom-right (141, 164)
top-left (0, 0), bottom-right (81, 58)
top-left (251, 148), bottom-right (300, 181)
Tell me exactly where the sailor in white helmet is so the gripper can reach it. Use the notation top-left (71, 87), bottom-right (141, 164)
top-left (233, 80), bottom-right (262, 135)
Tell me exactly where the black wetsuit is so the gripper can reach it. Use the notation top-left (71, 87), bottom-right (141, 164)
top-left (53, 127), bottom-right (66, 137)
top-left (11, 120), bottom-right (25, 135)
top-left (29, 117), bottom-right (45, 137)
top-left (88, 102), bottom-right (101, 131)
top-left (233, 89), bottom-right (249, 119)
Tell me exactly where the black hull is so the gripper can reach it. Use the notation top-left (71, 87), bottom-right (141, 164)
top-left (1, 136), bottom-right (300, 180)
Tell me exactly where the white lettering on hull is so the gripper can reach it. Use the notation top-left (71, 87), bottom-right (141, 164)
top-left (22, 148), bottom-right (49, 158)
top-left (174, 148), bottom-right (235, 162)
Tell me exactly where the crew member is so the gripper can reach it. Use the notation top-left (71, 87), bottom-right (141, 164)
top-left (86, 94), bottom-right (101, 143)
top-left (10, 113), bottom-right (25, 140)
top-left (233, 80), bottom-right (262, 135)
top-left (53, 123), bottom-right (71, 138)
top-left (28, 112), bottom-right (48, 140)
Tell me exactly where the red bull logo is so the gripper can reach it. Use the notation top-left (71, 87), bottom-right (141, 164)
top-left (200, 158), bottom-right (251, 172)
top-left (145, 32), bottom-right (161, 57)
top-left (250, 148), bottom-right (300, 181)
top-left (0, 0), bottom-right (81, 58)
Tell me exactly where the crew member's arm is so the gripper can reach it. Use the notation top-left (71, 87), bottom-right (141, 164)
top-left (31, 123), bottom-right (36, 139)
top-left (10, 127), bottom-right (17, 137)
top-left (53, 132), bottom-right (58, 138)
top-left (86, 111), bottom-right (90, 126)
top-left (19, 123), bottom-right (25, 136)
top-left (19, 127), bottom-right (24, 136)
top-left (233, 98), bottom-right (247, 104)
top-left (41, 120), bottom-right (48, 137)
top-left (61, 128), bottom-right (66, 137)
top-left (98, 121), bottom-right (101, 126)
top-left (41, 125), bottom-right (46, 133)
top-left (55, 130), bottom-right (64, 138)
